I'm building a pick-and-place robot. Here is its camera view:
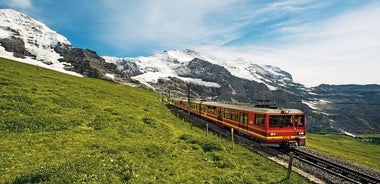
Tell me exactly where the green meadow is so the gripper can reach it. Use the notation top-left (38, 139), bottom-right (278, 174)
top-left (0, 58), bottom-right (309, 183)
top-left (307, 133), bottom-right (380, 171)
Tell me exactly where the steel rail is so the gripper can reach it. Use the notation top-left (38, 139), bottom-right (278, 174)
top-left (293, 149), bottom-right (380, 184)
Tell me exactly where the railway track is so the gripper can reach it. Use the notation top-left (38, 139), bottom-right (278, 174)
top-left (167, 105), bottom-right (380, 183)
top-left (293, 149), bottom-right (380, 184)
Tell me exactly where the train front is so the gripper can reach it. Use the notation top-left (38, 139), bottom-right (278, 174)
top-left (265, 109), bottom-right (306, 148)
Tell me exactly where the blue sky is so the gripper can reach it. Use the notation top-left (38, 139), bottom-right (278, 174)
top-left (1, 0), bottom-right (379, 86)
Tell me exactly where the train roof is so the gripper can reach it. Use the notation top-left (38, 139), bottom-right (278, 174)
top-left (195, 100), bottom-right (304, 114)
top-left (203, 101), bottom-right (303, 114)
top-left (170, 98), bottom-right (304, 114)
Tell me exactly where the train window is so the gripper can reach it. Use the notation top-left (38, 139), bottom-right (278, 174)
top-left (207, 106), bottom-right (217, 114)
top-left (269, 115), bottom-right (292, 128)
top-left (255, 114), bottom-right (265, 127)
top-left (224, 108), bottom-right (231, 119)
top-left (295, 115), bottom-right (305, 127)
top-left (231, 109), bottom-right (238, 121)
top-left (193, 103), bottom-right (198, 110)
top-left (240, 112), bottom-right (248, 124)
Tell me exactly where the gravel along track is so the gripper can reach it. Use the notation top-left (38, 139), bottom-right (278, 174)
top-left (295, 147), bottom-right (380, 184)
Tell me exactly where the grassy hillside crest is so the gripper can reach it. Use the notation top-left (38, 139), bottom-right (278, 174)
top-left (0, 58), bottom-right (309, 183)
top-left (307, 133), bottom-right (380, 171)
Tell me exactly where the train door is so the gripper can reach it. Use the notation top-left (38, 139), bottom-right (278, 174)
top-left (294, 115), bottom-right (306, 146)
top-left (239, 111), bottom-right (249, 134)
top-left (217, 107), bottom-right (223, 126)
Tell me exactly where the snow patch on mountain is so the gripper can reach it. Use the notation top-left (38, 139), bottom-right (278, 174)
top-left (302, 99), bottom-right (332, 115)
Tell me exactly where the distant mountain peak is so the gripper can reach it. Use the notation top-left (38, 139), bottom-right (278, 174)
top-left (102, 49), bottom-right (301, 93)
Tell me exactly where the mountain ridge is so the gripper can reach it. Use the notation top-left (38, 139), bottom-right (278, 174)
top-left (1, 8), bottom-right (379, 134)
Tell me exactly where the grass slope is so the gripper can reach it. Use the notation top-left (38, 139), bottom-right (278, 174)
top-left (307, 133), bottom-right (380, 171)
top-left (0, 58), bottom-right (309, 183)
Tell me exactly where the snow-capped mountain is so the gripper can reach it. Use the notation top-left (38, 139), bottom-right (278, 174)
top-left (105, 50), bottom-right (223, 89)
top-left (103, 49), bottom-right (304, 92)
top-left (0, 9), bottom-right (70, 59)
top-left (0, 9), bottom-right (82, 76)
top-left (0, 9), bottom-right (129, 81)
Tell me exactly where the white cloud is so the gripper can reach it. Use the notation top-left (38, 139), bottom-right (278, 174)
top-left (95, 0), bottom-right (324, 56)
top-left (1, 0), bottom-right (32, 9)
top-left (198, 2), bottom-right (380, 87)
top-left (97, 0), bottom-right (240, 54)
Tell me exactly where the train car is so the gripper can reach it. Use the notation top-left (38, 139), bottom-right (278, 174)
top-left (169, 98), bottom-right (306, 148)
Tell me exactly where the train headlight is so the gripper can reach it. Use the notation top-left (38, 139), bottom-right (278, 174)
top-left (298, 132), bottom-right (304, 135)
top-left (270, 132), bottom-right (276, 136)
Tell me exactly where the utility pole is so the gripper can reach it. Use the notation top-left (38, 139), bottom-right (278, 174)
top-left (187, 82), bottom-right (191, 115)
top-left (161, 90), bottom-right (164, 103)
top-left (287, 152), bottom-right (294, 179)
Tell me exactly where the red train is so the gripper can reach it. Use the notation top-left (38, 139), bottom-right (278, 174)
top-left (169, 98), bottom-right (306, 148)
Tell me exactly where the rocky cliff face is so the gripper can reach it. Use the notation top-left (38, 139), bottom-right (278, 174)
top-left (307, 84), bottom-right (380, 133)
top-left (176, 58), bottom-right (270, 102)
top-left (54, 43), bottom-right (129, 81)
top-left (0, 36), bottom-right (35, 59)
